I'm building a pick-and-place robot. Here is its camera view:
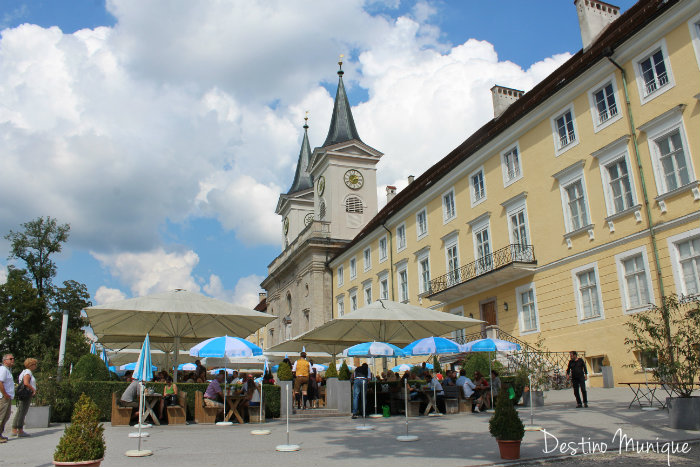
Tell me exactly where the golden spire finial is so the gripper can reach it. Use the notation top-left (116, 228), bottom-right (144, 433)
top-left (338, 54), bottom-right (344, 75)
top-left (303, 111), bottom-right (309, 129)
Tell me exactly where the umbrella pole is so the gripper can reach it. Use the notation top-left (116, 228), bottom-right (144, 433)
top-left (125, 381), bottom-right (153, 457)
top-left (251, 380), bottom-right (271, 435)
top-left (488, 352), bottom-right (493, 412)
top-left (369, 357), bottom-right (381, 418)
top-left (355, 379), bottom-right (373, 430)
top-left (217, 361), bottom-right (233, 426)
top-left (524, 350), bottom-right (542, 431)
top-left (396, 379), bottom-right (418, 442)
top-left (275, 384), bottom-right (299, 451)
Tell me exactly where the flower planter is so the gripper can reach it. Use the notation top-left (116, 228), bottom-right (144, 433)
top-left (53, 458), bottom-right (103, 467)
top-left (325, 377), bottom-right (338, 409)
top-left (278, 381), bottom-right (294, 416)
top-left (26, 405), bottom-right (51, 428)
top-left (336, 380), bottom-right (352, 414)
top-left (496, 440), bottom-right (521, 460)
top-left (522, 390), bottom-right (544, 407)
top-left (668, 396), bottom-right (700, 430)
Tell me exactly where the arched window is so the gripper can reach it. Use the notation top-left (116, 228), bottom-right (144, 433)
top-left (319, 199), bottom-right (327, 219)
top-left (286, 293), bottom-right (292, 314)
top-left (345, 196), bottom-right (364, 213)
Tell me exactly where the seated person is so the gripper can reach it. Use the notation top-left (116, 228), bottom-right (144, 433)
top-left (455, 369), bottom-right (476, 398)
top-left (119, 374), bottom-right (142, 421)
top-left (473, 371), bottom-right (490, 412)
top-left (184, 372), bottom-right (195, 384)
top-left (203, 371), bottom-right (226, 414)
top-left (401, 373), bottom-right (419, 400)
top-left (425, 373), bottom-right (445, 414)
top-left (443, 370), bottom-right (456, 386)
top-left (159, 374), bottom-right (178, 419)
top-left (241, 377), bottom-right (261, 421)
top-left (485, 370), bottom-right (502, 408)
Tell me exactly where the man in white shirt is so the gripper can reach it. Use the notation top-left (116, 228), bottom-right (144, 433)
top-left (455, 369), bottom-right (476, 398)
top-left (0, 354), bottom-right (16, 442)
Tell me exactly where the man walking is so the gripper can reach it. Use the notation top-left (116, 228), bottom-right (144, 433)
top-left (566, 351), bottom-right (588, 408)
top-left (0, 354), bottom-right (16, 442)
top-left (293, 352), bottom-right (310, 410)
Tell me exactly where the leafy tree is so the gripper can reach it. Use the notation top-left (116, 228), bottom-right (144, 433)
top-left (338, 361), bottom-right (351, 380)
top-left (5, 216), bottom-right (70, 299)
top-left (325, 358), bottom-right (338, 378)
top-left (54, 394), bottom-right (106, 462)
top-left (0, 268), bottom-right (47, 362)
top-left (432, 355), bottom-right (442, 374)
top-left (72, 354), bottom-right (110, 382)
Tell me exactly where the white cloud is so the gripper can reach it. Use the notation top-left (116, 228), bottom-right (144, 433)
top-left (203, 273), bottom-right (264, 308)
top-left (94, 286), bottom-right (127, 305)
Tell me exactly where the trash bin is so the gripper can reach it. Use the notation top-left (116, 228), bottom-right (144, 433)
top-left (382, 405), bottom-right (390, 417)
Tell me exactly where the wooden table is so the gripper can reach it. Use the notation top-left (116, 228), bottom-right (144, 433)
top-left (620, 382), bottom-right (673, 409)
top-left (420, 388), bottom-right (439, 415)
top-left (143, 393), bottom-right (163, 425)
top-left (224, 394), bottom-right (246, 424)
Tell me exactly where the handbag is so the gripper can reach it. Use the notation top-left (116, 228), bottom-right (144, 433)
top-left (164, 394), bottom-right (178, 406)
top-left (15, 381), bottom-right (32, 401)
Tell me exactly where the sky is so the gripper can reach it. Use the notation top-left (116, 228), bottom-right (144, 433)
top-left (0, 0), bottom-right (638, 308)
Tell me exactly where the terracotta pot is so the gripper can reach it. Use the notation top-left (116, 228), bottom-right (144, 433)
top-left (496, 439), bottom-right (521, 460)
top-left (53, 458), bottom-right (103, 467)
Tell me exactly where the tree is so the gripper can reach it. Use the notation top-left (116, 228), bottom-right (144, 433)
top-left (5, 216), bottom-right (70, 299)
top-left (0, 268), bottom-right (47, 362)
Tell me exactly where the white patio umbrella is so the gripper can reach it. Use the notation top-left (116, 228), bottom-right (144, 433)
top-left (85, 289), bottom-right (274, 382)
top-left (125, 334), bottom-right (153, 457)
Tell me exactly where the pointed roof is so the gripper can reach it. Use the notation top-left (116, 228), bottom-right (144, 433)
top-left (322, 59), bottom-right (362, 147)
top-left (287, 118), bottom-right (314, 194)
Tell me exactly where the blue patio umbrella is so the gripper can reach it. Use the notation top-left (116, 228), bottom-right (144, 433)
top-left (390, 363), bottom-right (433, 373)
top-left (119, 362), bottom-right (158, 373)
top-left (178, 363), bottom-right (197, 371)
top-left (90, 341), bottom-right (97, 355)
top-left (101, 347), bottom-right (110, 367)
top-left (208, 368), bottom-right (235, 375)
top-left (108, 365), bottom-right (117, 374)
top-left (189, 336), bottom-right (262, 425)
top-left (403, 336), bottom-right (461, 356)
top-left (132, 334), bottom-right (153, 452)
top-left (343, 341), bottom-right (405, 358)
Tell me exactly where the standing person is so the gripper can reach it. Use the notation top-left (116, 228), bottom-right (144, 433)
top-left (566, 351), bottom-right (588, 408)
top-left (12, 358), bottom-right (38, 437)
top-left (194, 360), bottom-right (207, 382)
top-left (0, 354), bottom-right (16, 442)
top-left (306, 365), bottom-right (318, 409)
top-left (351, 363), bottom-right (370, 419)
top-left (293, 352), bottom-right (310, 410)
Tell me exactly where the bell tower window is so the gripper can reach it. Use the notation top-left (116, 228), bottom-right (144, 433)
top-left (345, 196), bottom-right (364, 213)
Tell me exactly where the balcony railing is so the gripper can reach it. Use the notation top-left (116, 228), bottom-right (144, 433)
top-left (429, 244), bottom-right (535, 295)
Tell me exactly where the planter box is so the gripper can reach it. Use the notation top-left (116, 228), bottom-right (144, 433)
top-left (522, 391), bottom-right (544, 407)
top-left (336, 380), bottom-right (351, 414)
top-left (278, 381), bottom-right (294, 417)
top-left (25, 405), bottom-right (51, 428)
top-left (668, 396), bottom-right (700, 430)
top-left (325, 377), bottom-right (338, 410)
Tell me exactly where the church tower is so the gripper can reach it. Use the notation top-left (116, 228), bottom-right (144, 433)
top-left (276, 115), bottom-right (314, 249)
top-left (309, 57), bottom-right (383, 240)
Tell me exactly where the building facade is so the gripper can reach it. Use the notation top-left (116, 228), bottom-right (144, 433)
top-left (328, 0), bottom-right (700, 386)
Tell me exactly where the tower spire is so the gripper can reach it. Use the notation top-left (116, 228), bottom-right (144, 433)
top-left (322, 55), bottom-right (362, 147)
top-left (286, 113), bottom-right (313, 194)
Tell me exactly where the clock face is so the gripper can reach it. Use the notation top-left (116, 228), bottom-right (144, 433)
top-left (282, 217), bottom-right (289, 235)
top-left (317, 176), bottom-right (326, 196)
top-left (344, 169), bottom-right (364, 190)
top-left (304, 213), bottom-right (314, 226)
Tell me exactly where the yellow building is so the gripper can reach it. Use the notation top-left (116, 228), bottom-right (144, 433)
top-left (329, 0), bottom-right (700, 386)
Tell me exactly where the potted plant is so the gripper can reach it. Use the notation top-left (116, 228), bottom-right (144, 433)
top-left (276, 361), bottom-right (294, 415)
top-left (53, 393), bottom-right (105, 467)
top-left (625, 294), bottom-right (700, 430)
top-left (325, 357), bottom-right (339, 409)
top-left (489, 390), bottom-right (525, 459)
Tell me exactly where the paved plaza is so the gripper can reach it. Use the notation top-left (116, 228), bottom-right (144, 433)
top-left (2, 388), bottom-right (699, 467)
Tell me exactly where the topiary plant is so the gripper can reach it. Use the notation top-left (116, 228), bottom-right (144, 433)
top-left (54, 393), bottom-right (106, 463)
top-left (325, 358), bottom-right (338, 378)
top-left (337, 361), bottom-right (351, 381)
top-left (277, 361), bottom-right (293, 381)
top-left (71, 354), bottom-right (110, 382)
top-left (432, 355), bottom-right (442, 374)
top-left (489, 390), bottom-right (524, 441)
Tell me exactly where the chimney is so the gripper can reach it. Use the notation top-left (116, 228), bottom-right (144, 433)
top-left (386, 186), bottom-right (397, 204)
top-left (407, 175), bottom-right (415, 184)
top-left (575, 0), bottom-right (620, 50)
top-left (258, 292), bottom-right (267, 302)
top-left (490, 85), bottom-right (524, 118)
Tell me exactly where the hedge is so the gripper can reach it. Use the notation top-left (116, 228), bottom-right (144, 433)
top-left (38, 381), bottom-right (281, 422)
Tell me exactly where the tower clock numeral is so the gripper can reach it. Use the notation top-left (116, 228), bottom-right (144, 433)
top-left (344, 169), bottom-right (364, 190)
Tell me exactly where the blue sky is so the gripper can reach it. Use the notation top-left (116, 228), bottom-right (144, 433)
top-left (0, 0), bottom-right (637, 307)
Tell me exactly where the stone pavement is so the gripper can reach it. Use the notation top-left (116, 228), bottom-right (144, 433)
top-left (1, 388), bottom-right (699, 467)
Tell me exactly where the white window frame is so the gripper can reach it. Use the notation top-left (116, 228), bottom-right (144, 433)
top-left (449, 306), bottom-right (466, 343)
top-left (363, 247), bottom-right (372, 272)
top-left (349, 257), bottom-right (357, 280)
top-left (416, 208), bottom-right (428, 240)
top-left (471, 217), bottom-right (492, 275)
top-left (469, 166), bottom-right (487, 207)
top-left (378, 271), bottom-right (389, 300)
top-left (554, 162), bottom-right (592, 234)
top-left (397, 265), bottom-right (409, 303)
top-left (336, 295), bottom-right (345, 317)
top-left (593, 137), bottom-right (639, 217)
top-left (443, 232), bottom-right (460, 287)
top-left (501, 143), bottom-right (523, 187)
top-left (515, 282), bottom-right (540, 335)
top-left (690, 12), bottom-right (700, 70)
top-left (633, 39), bottom-right (675, 105)
top-left (378, 236), bottom-right (388, 263)
top-left (550, 103), bottom-right (579, 156)
top-left (587, 74), bottom-right (623, 132)
top-left (337, 265), bottom-right (344, 287)
top-left (667, 227), bottom-right (700, 296)
top-left (363, 280), bottom-right (373, 306)
top-left (571, 262), bottom-right (605, 323)
top-left (396, 223), bottom-right (407, 252)
top-left (614, 246), bottom-right (655, 314)
top-left (640, 108), bottom-right (696, 197)
top-left (417, 250), bottom-right (431, 295)
top-left (442, 188), bottom-right (457, 224)
top-left (349, 288), bottom-right (358, 312)
top-left (504, 196), bottom-right (531, 260)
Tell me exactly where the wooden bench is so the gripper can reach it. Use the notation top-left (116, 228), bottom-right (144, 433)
top-left (194, 391), bottom-right (219, 424)
top-left (443, 385), bottom-right (460, 414)
top-left (407, 400), bottom-right (421, 417)
top-left (166, 391), bottom-right (187, 425)
top-left (111, 392), bottom-right (134, 426)
top-left (318, 386), bottom-right (326, 407)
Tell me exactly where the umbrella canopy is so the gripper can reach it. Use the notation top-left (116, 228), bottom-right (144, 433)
top-left (85, 289), bottom-right (275, 346)
top-left (208, 368), bottom-right (235, 375)
top-left (119, 362), bottom-right (158, 373)
top-left (133, 335), bottom-right (154, 382)
top-left (100, 348), bottom-right (110, 367)
top-left (272, 299), bottom-right (482, 350)
top-left (89, 342), bottom-right (97, 355)
top-left (390, 363), bottom-right (433, 373)
top-left (460, 338), bottom-right (521, 352)
top-left (343, 341), bottom-right (406, 358)
top-left (189, 336), bottom-right (263, 359)
top-left (178, 363), bottom-right (197, 371)
top-left (311, 363), bottom-right (328, 372)
top-left (403, 337), bottom-right (461, 355)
